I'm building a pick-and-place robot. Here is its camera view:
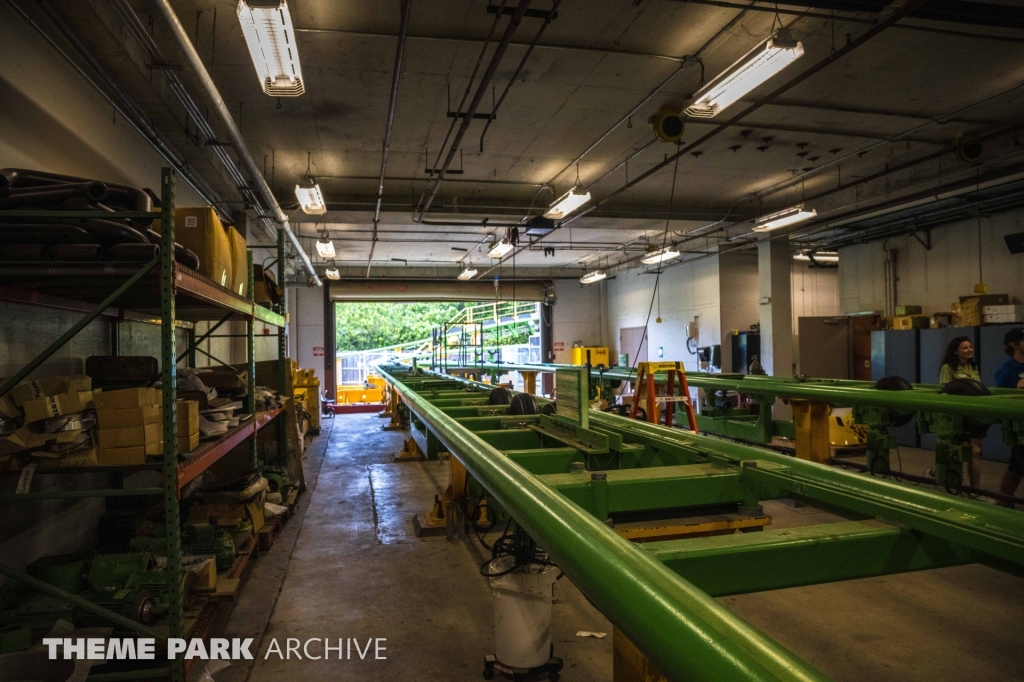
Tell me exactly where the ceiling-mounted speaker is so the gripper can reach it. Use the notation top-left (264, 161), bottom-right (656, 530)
top-left (956, 133), bottom-right (983, 165)
top-left (1005, 231), bottom-right (1024, 254)
top-left (651, 107), bottom-right (685, 144)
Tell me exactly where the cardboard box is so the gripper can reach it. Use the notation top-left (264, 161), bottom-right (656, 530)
top-left (187, 490), bottom-right (265, 532)
top-left (97, 445), bottom-right (149, 466)
top-left (894, 305), bottom-right (922, 316)
top-left (197, 367), bottom-right (247, 390)
top-left (96, 423), bottom-right (161, 449)
top-left (893, 315), bottom-right (930, 330)
top-left (982, 304), bottom-right (1024, 324)
top-left (8, 376), bottom-right (91, 407)
top-left (166, 207), bottom-right (233, 288)
top-left (0, 426), bottom-right (83, 457)
top-left (22, 390), bottom-right (94, 423)
top-left (957, 298), bottom-right (983, 327)
top-left (97, 404), bottom-right (161, 429)
top-left (958, 293), bottom-right (1009, 306)
top-left (177, 432), bottom-right (199, 452)
top-left (227, 226), bottom-right (248, 297)
top-left (31, 447), bottom-right (98, 468)
top-left (93, 387), bottom-right (159, 411)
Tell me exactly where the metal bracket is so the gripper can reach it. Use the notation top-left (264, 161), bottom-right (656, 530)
top-left (530, 414), bottom-right (609, 455)
top-left (912, 229), bottom-right (932, 250)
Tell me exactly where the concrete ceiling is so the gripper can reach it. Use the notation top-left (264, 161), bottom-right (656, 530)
top-left (31, 0), bottom-right (1024, 276)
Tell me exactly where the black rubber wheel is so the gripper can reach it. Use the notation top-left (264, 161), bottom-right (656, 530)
top-left (873, 376), bottom-right (914, 427)
top-left (488, 386), bottom-right (512, 405)
top-left (939, 378), bottom-right (990, 397)
top-left (482, 668), bottom-right (494, 680)
top-left (541, 401), bottom-right (557, 415)
top-left (633, 407), bottom-right (647, 421)
top-left (508, 393), bottom-right (539, 416)
top-left (940, 378), bottom-right (991, 436)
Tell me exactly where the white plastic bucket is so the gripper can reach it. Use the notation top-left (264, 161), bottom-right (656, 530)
top-left (488, 555), bottom-right (557, 669)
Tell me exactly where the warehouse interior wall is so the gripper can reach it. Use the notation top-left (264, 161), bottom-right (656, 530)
top-left (719, 251), bottom-right (760, 374)
top-left (551, 280), bottom-right (604, 364)
top-left (838, 207), bottom-right (1024, 314)
top-left (604, 257), bottom-right (723, 370)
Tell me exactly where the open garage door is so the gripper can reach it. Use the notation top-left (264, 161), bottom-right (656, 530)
top-left (328, 279), bottom-right (553, 302)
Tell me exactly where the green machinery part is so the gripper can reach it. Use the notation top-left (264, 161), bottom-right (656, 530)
top-left (379, 365), bottom-right (1024, 682)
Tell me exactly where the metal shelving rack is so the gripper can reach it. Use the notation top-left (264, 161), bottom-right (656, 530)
top-left (0, 168), bottom-right (290, 682)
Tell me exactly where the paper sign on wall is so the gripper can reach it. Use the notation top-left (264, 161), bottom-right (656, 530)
top-left (553, 342), bottom-right (565, 351)
top-left (313, 347), bottom-right (324, 357)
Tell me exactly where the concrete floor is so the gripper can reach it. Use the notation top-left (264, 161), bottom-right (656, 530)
top-left (217, 415), bottom-right (1024, 682)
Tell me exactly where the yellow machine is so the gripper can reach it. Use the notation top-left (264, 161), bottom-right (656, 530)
top-left (336, 374), bottom-right (386, 404)
top-left (571, 345), bottom-right (610, 367)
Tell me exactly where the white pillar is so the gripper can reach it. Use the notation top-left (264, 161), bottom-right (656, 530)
top-left (758, 237), bottom-right (793, 377)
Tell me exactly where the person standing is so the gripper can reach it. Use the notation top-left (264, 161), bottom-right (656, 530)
top-left (995, 328), bottom-right (1024, 507)
top-left (938, 336), bottom-right (984, 490)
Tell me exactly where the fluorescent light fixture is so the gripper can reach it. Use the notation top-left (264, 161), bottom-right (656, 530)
top-left (315, 237), bottom-right (335, 259)
top-left (488, 239), bottom-right (514, 259)
top-left (794, 251), bottom-right (838, 263)
top-left (641, 246), bottom-right (681, 265)
top-left (685, 30), bottom-right (804, 119)
top-left (458, 267), bottom-right (478, 280)
top-left (754, 204), bottom-right (817, 231)
top-left (544, 188), bottom-right (592, 220)
top-left (580, 270), bottom-right (607, 284)
top-left (295, 184), bottom-right (326, 215)
top-left (237, 0), bottom-right (305, 97)
top-left (324, 266), bottom-right (340, 280)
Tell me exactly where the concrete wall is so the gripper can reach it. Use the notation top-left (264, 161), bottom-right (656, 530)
top-left (838, 208), bottom-right (1024, 314)
top-left (604, 257), bottom-right (722, 370)
top-left (551, 279), bottom-right (604, 364)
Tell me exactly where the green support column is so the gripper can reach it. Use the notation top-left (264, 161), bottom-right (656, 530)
top-left (248, 251), bottom-right (257, 469)
top-left (277, 228), bottom-right (288, 462)
top-left (159, 169), bottom-right (183, 682)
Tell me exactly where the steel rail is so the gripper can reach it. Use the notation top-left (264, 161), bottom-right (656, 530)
top-left (380, 367), bottom-right (828, 682)
top-left (448, 363), bottom-right (1024, 422)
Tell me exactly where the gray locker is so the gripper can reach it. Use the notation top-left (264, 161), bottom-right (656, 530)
top-left (870, 329), bottom-right (920, 447)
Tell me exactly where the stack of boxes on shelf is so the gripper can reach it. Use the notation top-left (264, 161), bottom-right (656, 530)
top-left (1, 375), bottom-right (97, 467)
top-left (889, 295), bottom-right (1024, 330)
top-left (164, 207), bottom-right (248, 297)
top-left (93, 388), bottom-right (199, 465)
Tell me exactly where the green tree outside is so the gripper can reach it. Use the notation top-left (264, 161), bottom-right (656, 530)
top-left (336, 301), bottom-right (485, 351)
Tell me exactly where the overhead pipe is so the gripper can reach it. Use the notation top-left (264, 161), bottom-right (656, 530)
top-left (413, 0), bottom-right (533, 222)
top-left (478, 0), bottom-right (562, 153)
top-left (368, 0), bottom-right (413, 278)
top-left (148, 0), bottom-right (321, 286)
top-left (9, 0), bottom-right (229, 219)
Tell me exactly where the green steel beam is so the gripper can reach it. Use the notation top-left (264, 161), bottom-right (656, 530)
top-left (503, 447), bottom-right (580, 474)
top-left (159, 169), bottom-right (184, 682)
top-left (474, 428), bottom-right (545, 451)
top-left (540, 464), bottom-right (749, 519)
top-left (380, 366), bottom-right (829, 682)
top-left (644, 520), bottom-right (976, 597)
top-left (247, 251), bottom-right (257, 469)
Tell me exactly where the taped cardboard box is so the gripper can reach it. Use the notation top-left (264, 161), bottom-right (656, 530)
top-left (8, 375), bottom-right (91, 407)
top-left (1, 427), bottom-right (85, 457)
top-left (165, 207), bottom-right (233, 288)
top-left (97, 404), bottom-right (161, 429)
top-left (197, 367), bottom-right (246, 390)
top-left (22, 390), bottom-right (95, 423)
top-left (97, 445), bottom-right (151, 466)
top-left (96, 423), bottom-right (161, 449)
top-left (93, 387), bottom-right (159, 411)
top-left (178, 432), bottom-right (200, 452)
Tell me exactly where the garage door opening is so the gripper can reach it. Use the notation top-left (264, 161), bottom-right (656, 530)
top-left (334, 300), bottom-right (542, 403)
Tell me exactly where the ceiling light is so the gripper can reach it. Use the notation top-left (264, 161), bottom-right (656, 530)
top-left (295, 184), bottom-right (326, 215)
top-left (488, 239), bottom-right (514, 259)
top-left (685, 30), bottom-right (804, 119)
top-left (641, 246), bottom-right (681, 265)
top-left (315, 237), bottom-right (335, 259)
top-left (580, 270), bottom-right (607, 284)
top-left (458, 267), bottom-right (478, 280)
top-left (794, 251), bottom-right (838, 263)
top-left (324, 266), bottom-right (340, 280)
top-left (544, 188), bottom-right (591, 220)
top-left (237, 0), bottom-right (305, 97)
top-left (754, 204), bottom-right (817, 231)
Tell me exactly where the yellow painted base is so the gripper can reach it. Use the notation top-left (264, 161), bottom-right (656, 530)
top-left (615, 515), bottom-right (771, 543)
top-left (613, 628), bottom-right (668, 682)
top-left (336, 386), bottom-right (385, 404)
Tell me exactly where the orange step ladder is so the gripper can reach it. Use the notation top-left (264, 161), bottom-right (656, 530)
top-left (628, 361), bottom-right (699, 431)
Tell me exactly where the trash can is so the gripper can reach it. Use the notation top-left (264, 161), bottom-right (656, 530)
top-left (488, 556), bottom-right (558, 669)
